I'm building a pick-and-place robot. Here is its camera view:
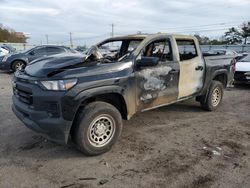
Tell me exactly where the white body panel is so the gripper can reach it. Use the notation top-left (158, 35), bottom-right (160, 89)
top-left (236, 62), bottom-right (250, 72)
top-left (178, 56), bottom-right (204, 98)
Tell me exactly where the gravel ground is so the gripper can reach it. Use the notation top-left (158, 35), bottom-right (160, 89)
top-left (0, 73), bottom-right (250, 188)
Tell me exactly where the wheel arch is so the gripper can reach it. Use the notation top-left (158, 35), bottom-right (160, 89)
top-left (212, 70), bottom-right (228, 88)
top-left (68, 86), bottom-right (129, 140)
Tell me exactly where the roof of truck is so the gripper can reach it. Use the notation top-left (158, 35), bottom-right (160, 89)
top-left (106, 33), bottom-right (196, 41)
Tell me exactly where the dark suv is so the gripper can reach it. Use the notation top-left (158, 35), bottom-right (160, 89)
top-left (0, 45), bottom-right (77, 71)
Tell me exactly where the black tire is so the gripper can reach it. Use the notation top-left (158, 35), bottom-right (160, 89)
top-left (72, 101), bottom-right (123, 156)
top-left (200, 81), bottom-right (224, 111)
top-left (12, 61), bottom-right (26, 72)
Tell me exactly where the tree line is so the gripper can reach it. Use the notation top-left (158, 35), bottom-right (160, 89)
top-left (195, 21), bottom-right (250, 45)
top-left (0, 24), bottom-right (27, 43)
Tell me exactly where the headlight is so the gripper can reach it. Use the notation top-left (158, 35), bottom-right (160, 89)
top-left (2, 54), bottom-right (11, 62)
top-left (40, 79), bottom-right (77, 91)
top-left (245, 72), bottom-right (250, 76)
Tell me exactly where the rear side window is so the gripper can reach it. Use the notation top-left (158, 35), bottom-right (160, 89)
top-left (47, 47), bottom-right (65, 54)
top-left (176, 39), bottom-right (198, 61)
top-left (34, 47), bottom-right (47, 55)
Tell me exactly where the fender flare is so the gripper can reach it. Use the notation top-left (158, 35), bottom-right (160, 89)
top-left (211, 69), bottom-right (228, 80)
top-left (61, 85), bottom-right (129, 122)
top-left (75, 85), bottom-right (126, 102)
top-left (199, 69), bottom-right (229, 97)
top-left (211, 69), bottom-right (228, 87)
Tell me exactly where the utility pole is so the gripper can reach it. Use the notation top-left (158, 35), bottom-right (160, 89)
top-left (109, 23), bottom-right (115, 37)
top-left (109, 23), bottom-right (115, 46)
top-left (69, 32), bottom-right (73, 48)
top-left (45, 34), bottom-right (49, 44)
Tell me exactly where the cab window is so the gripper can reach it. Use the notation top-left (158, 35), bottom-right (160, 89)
top-left (176, 39), bottom-right (198, 61)
top-left (143, 39), bottom-right (172, 61)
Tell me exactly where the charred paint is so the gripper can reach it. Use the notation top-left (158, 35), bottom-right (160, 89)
top-left (138, 66), bottom-right (172, 102)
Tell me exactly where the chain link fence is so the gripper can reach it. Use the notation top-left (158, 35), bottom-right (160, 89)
top-left (200, 45), bottom-right (250, 53)
top-left (1, 42), bottom-right (250, 53)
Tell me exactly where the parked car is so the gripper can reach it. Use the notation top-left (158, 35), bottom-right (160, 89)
top-left (204, 49), bottom-right (243, 61)
top-left (234, 53), bottom-right (250, 84)
top-left (12, 34), bottom-right (234, 155)
top-left (0, 47), bottom-right (9, 57)
top-left (205, 49), bottom-right (237, 55)
top-left (1, 44), bottom-right (16, 53)
top-left (0, 45), bottom-right (77, 72)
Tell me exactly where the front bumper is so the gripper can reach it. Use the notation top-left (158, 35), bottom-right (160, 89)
top-left (12, 75), bottom-right (73, 144)
top-left (12, 96), bottom-right (72, 144)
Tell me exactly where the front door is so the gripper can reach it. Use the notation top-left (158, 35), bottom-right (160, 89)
top-left (28, 47), bottom-right (47, 62)
top-left (135, 37), bottom-right (180, 111)
top-left (175, 38), bottom-right (205, 99)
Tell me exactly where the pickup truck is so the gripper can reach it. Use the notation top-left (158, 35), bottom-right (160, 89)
top-left (12, 34), bottom-right (235, 155)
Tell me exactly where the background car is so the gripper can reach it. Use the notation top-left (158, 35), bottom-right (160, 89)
top-left (1, 44), bottom-right (16, 54)
top-left (0, 45), bottom-right (78, 71)
top-left (204, 49), bottom-right (245, 61)
top-left (206, 49), bottom-right (237, 55)
top-left (234, 53), bottom-right (250, 84)
top-left (0, 47), bottom-right (9, 57)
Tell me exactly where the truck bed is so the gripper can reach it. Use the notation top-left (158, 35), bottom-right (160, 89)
top-left (201, 55), bottom-right (235, 93)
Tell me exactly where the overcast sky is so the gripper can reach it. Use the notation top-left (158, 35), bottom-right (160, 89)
top-left (0, 0), bottom-right (249, 46)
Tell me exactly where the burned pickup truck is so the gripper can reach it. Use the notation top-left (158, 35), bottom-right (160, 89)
top-left (12, 34), bottom-right (234, 155)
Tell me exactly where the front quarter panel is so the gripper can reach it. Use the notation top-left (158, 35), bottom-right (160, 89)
top-left (60, 61), bottom-right (136, 121)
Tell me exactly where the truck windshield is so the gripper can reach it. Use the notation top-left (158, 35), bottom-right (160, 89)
top-left (87, 39), bottom-right (143, 63)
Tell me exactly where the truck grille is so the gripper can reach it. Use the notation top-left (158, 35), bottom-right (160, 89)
top-left (14, 87), bottom-right (33, 105)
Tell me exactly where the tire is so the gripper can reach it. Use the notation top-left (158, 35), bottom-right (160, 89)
top-left (72, 101), bottom-right (123, 156)
top-left (12, 61), bottom-right (26, 72)
top-left (200, 81), bottom-right (224, 111)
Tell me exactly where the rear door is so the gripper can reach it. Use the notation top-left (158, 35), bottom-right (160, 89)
top-left (175, 38), bottom-right (205, 99)
top-left (135, 37), bottom-right (180, 111)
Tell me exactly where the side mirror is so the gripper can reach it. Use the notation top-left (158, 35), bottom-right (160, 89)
top-left (29, 51), bottom-right (35, 55)
top-left (136, 56), bottom-right (159, 68)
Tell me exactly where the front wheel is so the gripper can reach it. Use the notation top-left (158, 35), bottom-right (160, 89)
top-left (200, 81), bottom-right (224, 111)
top-left (12, 61), bottom-right (26, 72)
top-left (72, 101), bottom-right (123, 156)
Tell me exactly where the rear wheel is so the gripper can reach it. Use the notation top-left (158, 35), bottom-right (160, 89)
top-left (200, 81), bottom-right (224, 111)
top-left (72, 101), bottom-right (123, 156)
top-left (12, 61), bottom-right (26, 72)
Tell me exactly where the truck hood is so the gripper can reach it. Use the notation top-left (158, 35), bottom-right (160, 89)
top-left (24, 53), bottom-right (133, 78)
top-left (25, 53), bottom-right (97, 77)
top-left (236, 61), bottom-right (250, 72)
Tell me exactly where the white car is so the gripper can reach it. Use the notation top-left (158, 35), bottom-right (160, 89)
top-left (234, 54), bottom-right (250, 84)
top-left (0, 47), bottom-right (9, 57)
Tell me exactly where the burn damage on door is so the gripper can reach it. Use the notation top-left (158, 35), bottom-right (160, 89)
top-left (138, 66), bottom-right (173, 103)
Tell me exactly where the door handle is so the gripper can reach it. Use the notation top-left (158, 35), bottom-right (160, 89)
top-left (169, 69), bottom-right (179, 74)
top-left (195, 66), bottom-right (203, 71)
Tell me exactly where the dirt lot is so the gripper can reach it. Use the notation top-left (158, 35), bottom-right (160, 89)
top-left (0, 73), bottom-right (250, 188)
